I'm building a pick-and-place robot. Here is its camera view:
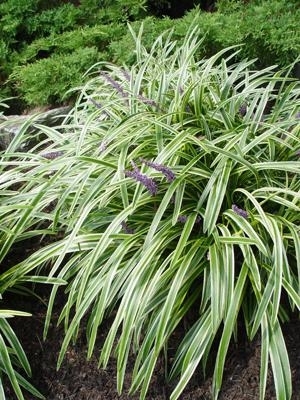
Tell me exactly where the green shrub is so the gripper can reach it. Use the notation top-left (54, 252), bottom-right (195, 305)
top-left (11, 47), bottom-right (102, 106)
top-left (212, 0), bottom-right (300, 67)
top-left (10, 23), bottom-right (126, 106)
top-left (146, 0), bottom-right (201, 18)
top-left (0, 39), bottom-right (10, 80)
top-left (100, 0), bottom-right (147, 23)
top-left (78, 0), bottom-right (147, 25)
top-left (111, 2), bottom-right (300, 69)
top-left (0, 0), bottom-right (145, 105)
top-left (2, 27), bottom-right (299, 399)
top-left (0, 1), bottom-right (82, 47)
top-left (27, 3), bottom-right (82, 37)
top-left (1, 0), bottom-right (299, 109)
top-left (18, 24), bottom-right (125, 64)
top-left (238, 0), bottom-right (300, 67)
top-left (0, 0), bottom-right (39, 47)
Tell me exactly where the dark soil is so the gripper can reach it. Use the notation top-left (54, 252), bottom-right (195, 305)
top-left (3, 289), bottom-right (300, 400)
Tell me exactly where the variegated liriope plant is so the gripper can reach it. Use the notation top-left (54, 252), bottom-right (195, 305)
top-left (0, 24), bottom-right (299, 400)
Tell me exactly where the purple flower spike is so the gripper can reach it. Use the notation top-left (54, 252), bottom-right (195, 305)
top-left (89, 98), bottom-right (103, 109)
top-left (232, 204), bottom-right (248, 219)
top-left (89, 98), bottom-right (110, 117)
top-left (138, 94), bottom-right (157, 107)
top-left (195, 216), bottom-right (202, 224)
top-left (101, 72), bottom-right (127, 99)
top-left (239, 104), bottom-right (247, 117)
top-left (121, 221), bottom-right (134, 234)
top-left (177, 214), bottom-right (201, 224)
top-left (140, 159), bottom-right (175, 182)
top-left (177, 215), bottom-right (188, 223)
top-left (121, 69), bottom-right (131, 81)
top-left (125, 162), bottom-right (157, 196)
top-left (41, 151), bottom-right (64, 159)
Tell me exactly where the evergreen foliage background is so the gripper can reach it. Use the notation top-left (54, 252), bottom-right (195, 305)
top-left (0, 0), bottom-right (299, 111)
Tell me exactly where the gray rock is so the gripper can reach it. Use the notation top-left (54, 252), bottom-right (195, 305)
top-left (0, 106), bottom-right (71, 150)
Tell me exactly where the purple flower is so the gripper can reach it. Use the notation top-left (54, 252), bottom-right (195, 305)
top-left (140, 159), bottom-right (175, 182)
top-left (89, 98), bottom-right (110, 118)
top-left (239, 104), bottom-right (247, 117)
top-left (89, 98), bottom-right (103, 109)
top-left (41, 151), bottom-right (64, 159)
top-left (121, 221), bottom-right (134, 234)
top-left (177, 215), bottom-right (201, 224)
top-left (125, 161), bottom-right (157, 196)
top-left (138, 94), bottom-right (157, 107)
top-left (101, 72), bottom-right (127, 99)
top-left (177, 215), bottom-right (188, 223)
top-left (195, 216), bottom-right (202, 224)
top-left (232, 204), bottom-right (248, 219)
top-left (120, 69), bottom-right (131, 81)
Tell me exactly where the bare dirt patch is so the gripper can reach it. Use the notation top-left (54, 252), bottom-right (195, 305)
top-left (4, 289), bottom-right (300, 400)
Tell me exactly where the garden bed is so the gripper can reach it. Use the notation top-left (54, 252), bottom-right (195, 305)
top-left (1, 25), bottom-right (299, 400)
top-left (5, 291), bottom-right (300, 400)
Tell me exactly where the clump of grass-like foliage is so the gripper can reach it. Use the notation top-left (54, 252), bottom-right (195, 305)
top-left (0, 25), bottom-right (299, 399)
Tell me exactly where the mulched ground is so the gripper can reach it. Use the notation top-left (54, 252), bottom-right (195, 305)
top-left (4, 288), bottom-right (300, 400)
